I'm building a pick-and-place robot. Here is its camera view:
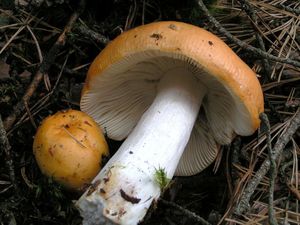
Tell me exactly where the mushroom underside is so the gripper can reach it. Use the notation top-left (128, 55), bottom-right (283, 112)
top-left (81, 51), bottom-right (253, 175)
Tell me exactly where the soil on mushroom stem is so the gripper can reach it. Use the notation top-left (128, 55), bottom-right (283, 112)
top-left (1, 0), bottom-right (299, 225)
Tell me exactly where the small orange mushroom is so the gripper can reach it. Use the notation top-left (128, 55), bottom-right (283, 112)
top-left (33, 109), bottom-right (109, 190)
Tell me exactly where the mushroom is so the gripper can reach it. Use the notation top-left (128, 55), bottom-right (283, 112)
top-left (76, 21), bottom-right (264, 224)
top-left (33, 109), bottom-right (109, 190)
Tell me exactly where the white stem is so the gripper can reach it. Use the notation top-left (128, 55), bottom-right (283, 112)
top-left (76, 68), bottom-right (206, 225)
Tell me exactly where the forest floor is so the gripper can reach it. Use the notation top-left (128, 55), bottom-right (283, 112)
top-left (0, 0), bottom-right (300, 225)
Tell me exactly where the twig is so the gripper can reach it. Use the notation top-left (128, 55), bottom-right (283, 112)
top-left (259, 113), bottom-right (278, 225)
top-left (0, 115), bottom-right (18, 193)
top-left (24, 101), bottom-right (37, 129)
top-left (278, 4), bottom-right (300, 16)
top-left (159, 198), bottom-right (211, 225)
top-left (238, 0), bottom-right (272, 80)
top-left (230, 137), bottom-right (242, 190)
top-left (62, 126), bottom-right (87, 149)
top-left (26, 25), bottom-right (43, 63)
top-left (54, 63), bottom-right (86, 77)
top-left (231, 137), bottom-right (242, 166)
top-left (0, 14), bottom-right (35, 54)
top-left (234, 109), bottom-right (300, 215)
top-left (3, 0), bottom-right (86, 131)
top-left (0, 25), bottom-right (26, 55)
top-left (195, 0), bottom-right (300, 68)
top-left (288, 183), bottom-right (300, 201)
top-left (76, 22), bottom-right (109, 46)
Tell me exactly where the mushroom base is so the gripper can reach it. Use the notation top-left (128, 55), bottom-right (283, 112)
top-left (76, 68), bottom-right (206, 225)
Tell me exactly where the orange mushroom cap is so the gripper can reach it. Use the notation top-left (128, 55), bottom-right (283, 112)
top-left (82, 21), bottom-right (263, 133)
top-left (33, 109), bottom-right (109, 190)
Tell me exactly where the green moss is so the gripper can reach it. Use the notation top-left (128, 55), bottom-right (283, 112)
top-left (154, 167), bottom-right (171, 193)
